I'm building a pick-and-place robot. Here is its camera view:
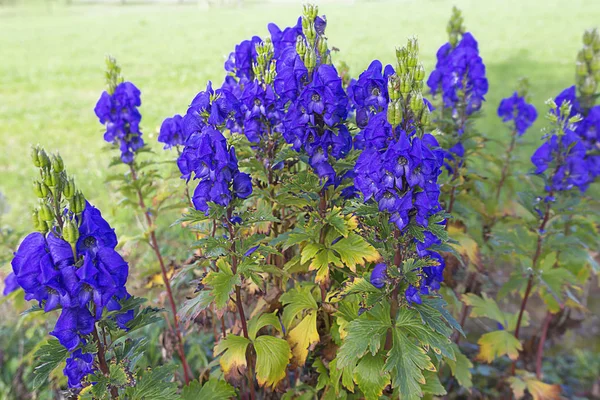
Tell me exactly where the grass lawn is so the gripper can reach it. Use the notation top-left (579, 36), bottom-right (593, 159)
top-left (0, 0), bottom-right (597, 233)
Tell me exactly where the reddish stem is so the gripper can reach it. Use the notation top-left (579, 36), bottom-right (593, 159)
top-left (495, 129), bottom-right (518, 202)
top-left (535, 311), bottom-right (553, 378)
top-left (92, 325), bottom-right (119, 398)
top-left (129, 165), bottom-right (192, 384)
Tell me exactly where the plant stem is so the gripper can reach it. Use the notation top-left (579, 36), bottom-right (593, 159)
top-left (510, 196), bottom-right (553, 376)
top-left (225, 209), bottom-right (256, 400)
top-left (535, 311), bottom-right (553, 378)
top-left (495, 129), bottom-right (518, 202)
top-left (92, 325), bottom-right (119, 399)
top-left (128, 164), bottom-right (192, 384)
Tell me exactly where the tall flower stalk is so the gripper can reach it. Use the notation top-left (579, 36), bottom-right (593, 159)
top-left (94, 57), bottom-right (192, 384)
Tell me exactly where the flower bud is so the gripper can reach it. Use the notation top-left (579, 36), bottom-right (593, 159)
top-left (33, 181), bottom-right (44, 198)
top-left (410, 92), bottom-right (424, 114)
top-left (44, 170), bottom-right (59, 188)
top-left (393, 100), bottom-right (403, 126)
top-left (576, 61), bottom-right (588, 77)
top-left (39, 203), bottom-right (53, 222)
top-left (317, 36), bottom-right (328, 58)
top-left (449, 33), bottom-right (459, 48)
top-left (407, 52), bottom-right (418, 68)
top-left (32, 209), bottom-right (49, 233)
top-left (305, 46), bottom-right (317, 71)
top-left (420, 107), bottom-right (431, 127)
top-left (414, 64), bottom-right (425, 82)
top-left (296, 36), bottom-right (307, 57)
top-left (583, 29), bottom-right (594, 46)
top-left (407, 37), bottom-right (418, 54)
top-left (584, 46), bottom-right (594, 62)
top-left (400, 75), bottom-right (412, 95)
top-left (71, 191), bottom-right (86, 214)
top-left (388, 77), bottom-right (400, 100)
top-left (38, 149), bottom-right (51, 169)
top-left (63, 178), bottom-right (75, 199)
top-left (51, 154), bottom-right (64, 173)
top-left (63, 219), bottom-right (79, 245)
top-left (396, 47), bottom-right (407, 62)
top-left (581, 75), bottom-right (597, 95)
top-left (31, 147), bottom-right (41, 167)
top-left (590, 56), bottom-right (600, 72)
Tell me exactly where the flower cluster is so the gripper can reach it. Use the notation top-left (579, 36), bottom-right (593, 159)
top-left (530, 89), bottom-right (597, 193)
top-left (497, 91), bottom-right (538, 136)
top-left (178, 83), bottom-right (252, 213)
top-left (348, 60), bottom-right (394, 129)
top-left (94, 81), bottom-right (145, 164)
top-left (158, 114), bottom-right (187, 149)
top-left (10, 202), bottom-right (132, 388)
top-left (427, 32), bottom-right (488, 116)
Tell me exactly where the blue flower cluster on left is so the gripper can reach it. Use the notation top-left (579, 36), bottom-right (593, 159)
top-left (6, 147), bottom-right (133, 390)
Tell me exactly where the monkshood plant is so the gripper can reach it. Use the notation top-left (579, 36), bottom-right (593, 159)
top-left (3, 147), bottom-right (174, 398)
top-left (167, 4), bottom-right (468, 400)
top-left (94, 57), bottom-right (193, 384)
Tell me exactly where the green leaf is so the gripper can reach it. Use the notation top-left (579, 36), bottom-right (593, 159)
top-left (421, 370), bottom-right (447, 396)
top-left (247, 311), bottom-right (282, 341)
top-left (463, 293), bottom-right (526, 332)
top-left (395, 308), bottom-right (454, 360)
top-left (32, 339), bottom-right (69, 390)
top-left (203, 269), bottom-right (240, 310)
top-left (337, 304), bottom-right (391, 369)
top-left (476, 330), bottom-right (522, 363)
top-left (446, 344), bottom-right (473, 389)
top-left (353, 353), bottom-right (390, 400)
top-left (125, 364), bottom-right (178, 400)
top-left (384, 328), bottom-right (434, 400)
top-left (413, 297), bottom-right (456, 337)
top-left (181, 379), bottom-right (236, 400)
top-left (254, 335), bottom-right (292, 388)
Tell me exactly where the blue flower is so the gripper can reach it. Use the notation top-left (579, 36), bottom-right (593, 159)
top-left (405, 285), bottom-right (422, 305)
top-left (3, 272), bottom-right (19, 296)
top-left (428, 32), bottom-right (488, 115)
top-left (497, 92), bottom-right (538, 136)
top-left (94, 81), bottom-right (145, 164)
top-left (348, 60), bottom-right (394, 128)
top-left (159, 114), bottom-right (187, 149)
top-left (370, 263), bottom-right (387, 288)
top-left (50, 306), bottom-right (95, 351)
top-left (64, 349), bottom-right (94, 388)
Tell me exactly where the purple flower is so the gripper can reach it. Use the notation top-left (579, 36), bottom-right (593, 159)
top-left (64, 349), bottom-right (94, 388)
top-left (159, 114), bottom-right (187, 149)
top-left (370, 263), bottom-right (387, 288)
top-left (498, 92), bottom-right (538, 136)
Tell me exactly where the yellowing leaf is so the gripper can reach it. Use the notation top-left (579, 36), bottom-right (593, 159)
top-left (476, 330), bottom-right (522, 363)
top-left (144, 265), bottom-right (176, 289)
top-left (509, 371), bottom-right (561, 400)
top-left (287, 311), bottom-right (319, 366)
top-left (203, 270), bottom-right (240, 310)
top-left (447, 224), bottom-right (481, 268)
top-left (331, 233), bottom-right (380, 272)
top-left (309, 248), bottom-right (341, 283)
top-left (253, 335), bottom-right (292, 388)
top-left (280, 286), bottom-right (318, 329)
top-left (214, 335), bottom-right (250, 378)
top-left (353, 353), bottom-right (390, 400)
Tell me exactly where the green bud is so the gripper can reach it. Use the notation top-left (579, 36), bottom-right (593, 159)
top-left (407, 37), bottom-right (418, 54)
top-left (39, 203), bottom-right (53, 222)
top-left (581, 75), bottom-right (597, 95)
top-left (577, 49), bottom-right (586, 62)
top-left (317, 37), bottom-right (328, 57)
top-left (63, 178), bottom-right (75, 199)
top-left (71, 191), bottom-right (86, 214)
top-left (400, 75), bottom-right (412, 95)
top-left (44, 170), bottom-right (59, 188)
top-left (414, 64), bottom-right (425, 82)
top-left (388, 77), bottom-right (400, 100)
top-left (396, 47), bottom-right (407, 62)
top-left (393, 100), bottom-right (403, 126)
top-left (407, 52), bottom-right (418, 68)
top-left (387, 101), bottom-right (397, 126)
top-left (410, 92), bottom-right (424, 114)
top-left (420, 108), bottom-right (431, 127)
top-left (305, 46), bottom-right (317, 72)
top-left (38, 149), bottom-right (51, 169)
top-left (31, 147), bottom-right (41, 167)
top-left (584, 46), bottom-right (594, 61)
top-left (33, 181), bottom-right (44, 198)
top-left (63, 219), bottom-right (79, 244)
top-left (590, 56), bottom-right (600, 72)
top-left (576, 61), bottom-right (588, 77)
top-left (51, 154), bottom-right (64, 173)
top-left (583, 29), bottom-right (594, 46)
top-left (296, 36), bottom-right (307, 57)
top-left (449, 32), bottom-right (459, 48)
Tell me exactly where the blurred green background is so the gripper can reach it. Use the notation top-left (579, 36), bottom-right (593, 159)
top-left (1, 0), bottom-right (598, 235)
